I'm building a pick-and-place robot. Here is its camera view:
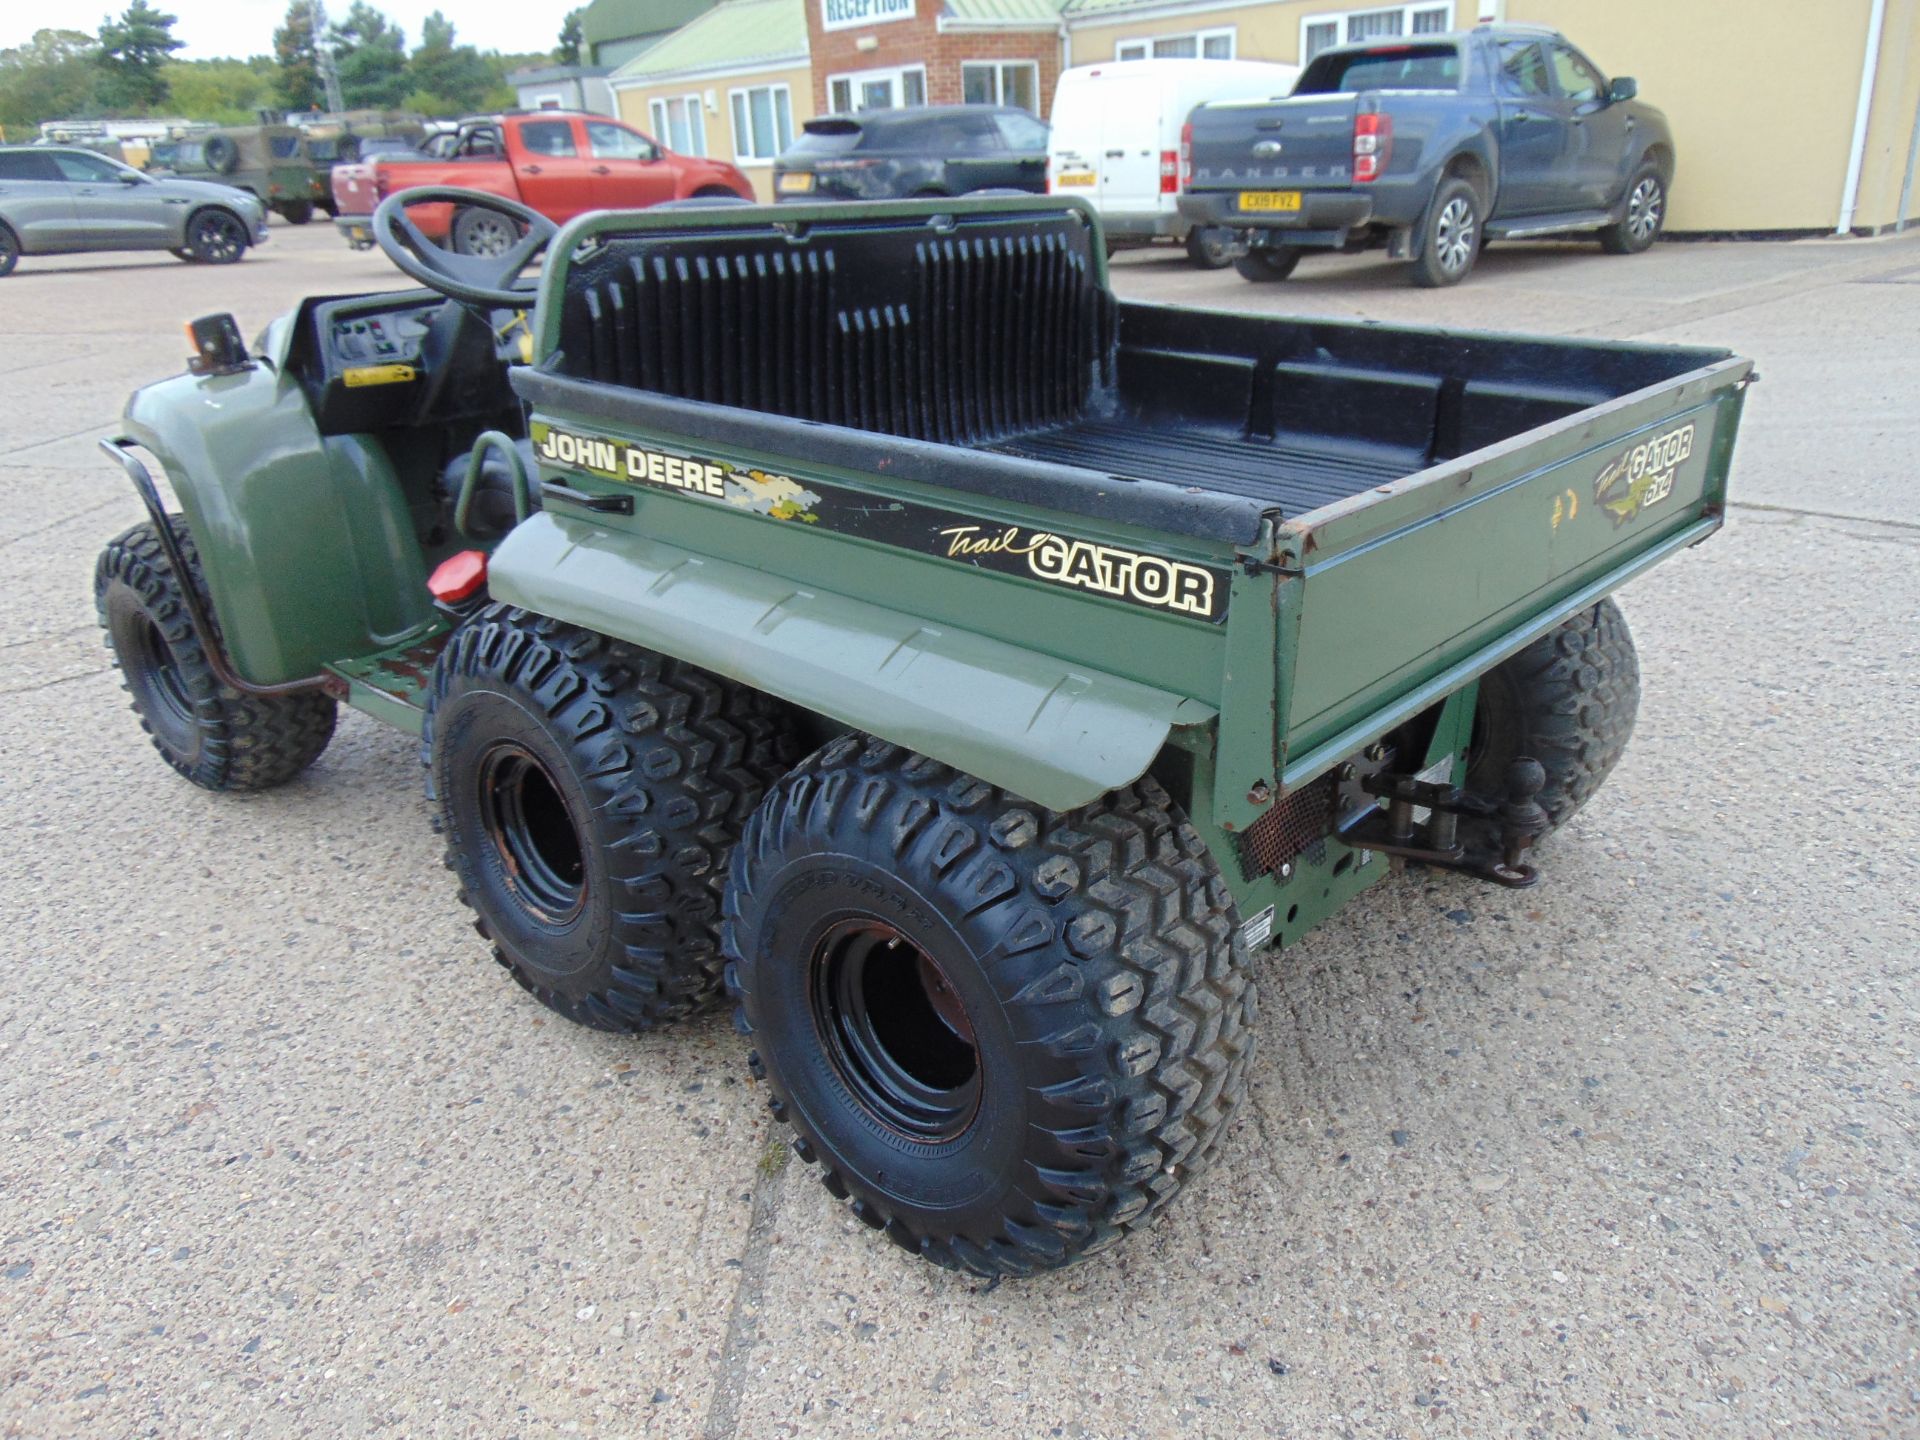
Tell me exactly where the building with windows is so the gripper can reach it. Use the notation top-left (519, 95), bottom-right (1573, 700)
top-left (604, 0), bottom-right (1920, 231)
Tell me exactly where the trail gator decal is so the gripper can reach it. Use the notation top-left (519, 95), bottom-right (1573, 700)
top-left (530, 421), bottom-right (1231, 624)
top-left (1592, 421), bottom-right (1694, 528)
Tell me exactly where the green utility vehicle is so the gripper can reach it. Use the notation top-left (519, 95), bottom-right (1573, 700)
top-left (158, 124), bottom-right (330, 224)
top-left (94, 189), bottom-right (1750, 1277)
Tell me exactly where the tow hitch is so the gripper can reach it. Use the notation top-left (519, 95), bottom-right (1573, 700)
top-left (1338, 759), bottom-right (1551, 888)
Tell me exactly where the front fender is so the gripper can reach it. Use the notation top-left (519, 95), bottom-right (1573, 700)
top-left (487, 512), bottom-right (1217, 811)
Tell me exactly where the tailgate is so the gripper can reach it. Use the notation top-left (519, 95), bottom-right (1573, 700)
top-left (332, 163), bottom-right (374, 214)
top-left (1186, 96), bottom-right (1357, 199)
top-left (1277, 356), bottom-right (1753, 785)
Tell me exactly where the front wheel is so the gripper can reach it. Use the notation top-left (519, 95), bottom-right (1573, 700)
top-left (1466, 597), bottom-right (1641, 834)
top-left (0, 223), bottom-right (18, 278)
top-left (1233, 247), bottom-right (1300, 283)
top-left (94, 521), bottom-right (337, 791)
top-left (1599, 165), bottom-right (1666, 254)
top-left (1183, 227), bottom-right (1235, 270)
top-left (186, 209), bottom-right (248, 264)
top-left (727, 737), bottom-right (1257, 1277)
top-left (1411, 178), bottom-right (1481, 288)
top-left (425, 606), bottom-right (797, 1032)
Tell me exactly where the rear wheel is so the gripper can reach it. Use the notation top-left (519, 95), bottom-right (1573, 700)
top-left (279, 199), bottom-right (314, 225)
top-left (425, 606), bottom-right (797, 1032)
top-left (186, 209), bottom-right (248, 264)
top-left (1599, 164), bottom-right (1666, 254)
top-left (94, 521), bottom-right (337, 791)
top-left (1183, 226), bottom-right (1235, 269)
top-left (1411, 177), bottom-right (1481, 287)
top-left (0, 223), bottom-right (17, 278)
top-left (727, 737), bottom-right (1256, 1277)
top-left (1466, 597), bottom-right (1641, 834)
top-left (452, 205), bottom-right (517, 258)
top-left (1233, 247), bottom-right (1300, 283)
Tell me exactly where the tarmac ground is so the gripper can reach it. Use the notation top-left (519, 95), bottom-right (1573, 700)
top-left (1, 219), bottom-right (1917, 1438)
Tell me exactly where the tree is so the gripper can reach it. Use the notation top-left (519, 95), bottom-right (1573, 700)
top-left (407, 11), bottom-right (491, 114)
top-left (163, 56), bottom-right (275, 124)
top-left (555, 9), bottom-right (584, 66)
top-left (95, 0), bottom-right (183, 112)
top-left (329, 2), bottom-right (407, 109)
top-left (0, 29), bottom-right (102, 131)
top-left (273, 1), bottom-right (322, 112)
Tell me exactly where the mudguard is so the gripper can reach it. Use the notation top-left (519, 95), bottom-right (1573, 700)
top-left (486, 512), bottom-right (1217, 813)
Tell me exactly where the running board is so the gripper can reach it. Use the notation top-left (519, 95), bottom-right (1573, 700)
top-left (1485, 211), bottom-right (1613, 239)
top-left (326, 626), bottom-right (451, 734)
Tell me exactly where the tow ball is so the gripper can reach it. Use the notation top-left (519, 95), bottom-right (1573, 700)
top-left (1338, 759), bottom-right (1551, 888)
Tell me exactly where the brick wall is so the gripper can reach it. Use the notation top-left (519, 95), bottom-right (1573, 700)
top-left (804, 0), bottom-right (1062, 117)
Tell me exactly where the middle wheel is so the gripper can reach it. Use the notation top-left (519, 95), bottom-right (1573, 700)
top-left (726, 736), bottom-right (1257, 1277)
top-left (425, 606), bottom-right (797, 1032)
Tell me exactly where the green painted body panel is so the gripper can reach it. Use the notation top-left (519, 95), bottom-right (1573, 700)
top-left (122, 364), bottom-right (441, 685)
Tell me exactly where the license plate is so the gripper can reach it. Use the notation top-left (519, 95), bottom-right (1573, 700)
top-left (1239, 190), bottom-right (1303, 213)
top-left (776, 172), bottom-right (814, 194)
top-left (350, 225), bottom-right (369, 242)
top-left (1054, 170), bottom-right (1095, 188)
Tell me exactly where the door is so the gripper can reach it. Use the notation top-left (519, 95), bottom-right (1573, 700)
top-left (1093, 70), bottom-right (1165, 219)
top-left (933, 112), bottom-right (1018, 193)
top-left (1492, 39), bottom-right (1571, 216)
top-left (828, 67), bottom-right (927, 114)
top-left (1547, 40), bottom-right (1632, 208)
top-left (509, 117), bottom-right (598, 220)
top-left (990, 111), bottom-right (1050, 194)
top-left (0, 150), bottom-right (77, 250)
top-left (585, 119), bottom-right (677, 209)
top-left (52, 150), bottom-right (167, 246)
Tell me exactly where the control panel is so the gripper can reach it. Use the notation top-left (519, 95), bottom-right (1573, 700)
top-left (329, 309), bottom-right (432, 367)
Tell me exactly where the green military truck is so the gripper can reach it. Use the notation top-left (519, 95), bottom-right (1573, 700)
top-left (158, 124), bottom-right (330, 224)
top-left (94, 190), bottom-right (1750, 1277)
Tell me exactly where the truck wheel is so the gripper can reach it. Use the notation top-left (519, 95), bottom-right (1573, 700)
top-left (203, 134), bottom-right (238, 175)
top-left (186, 209), bottom-right (248, 264)
top-left (1233, 248), bottom-right (1299, 283)
top-left (279, 199), bottom-right (314, 226)
top-left (425, 606), bottom-right (797, 1033)
top-left (94, 521), bottom-right (337, 792)
top-left (1466, 597), bottom-right (1640, 833)
top-left (1183, 227), bottom-right (1234, 270)
top-left (452, 206), bottom-right (518, 258)
top-left (1411, 178), bottom-right (1481, 288)
top-left (1599, 164), bottom-right (1666, 255)
top-left (726, 737), bottom-right (1256, 1277)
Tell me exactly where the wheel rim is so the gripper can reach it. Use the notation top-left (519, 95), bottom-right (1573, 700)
top-left (810, 919), bottom-right (981, 1144)
top-left (196, 215), bottom-right (243, 261)
top-left (1627, 177), bottom-right (1663, 241)
top-left (130, 614), bottom-right (194, 741)
top-left (463, 216), bottom-right (514, 257)
top-left (477, 744), bottom-right (587, 923)
top-left (1434, 196), bottom-right (1477, 274)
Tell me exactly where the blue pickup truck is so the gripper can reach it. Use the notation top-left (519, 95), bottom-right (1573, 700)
top-left (1178, 26), bottom-right (1674, 287)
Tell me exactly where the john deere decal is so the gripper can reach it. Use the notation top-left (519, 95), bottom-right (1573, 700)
top-left (531, 422), bottom-right (1229, 623)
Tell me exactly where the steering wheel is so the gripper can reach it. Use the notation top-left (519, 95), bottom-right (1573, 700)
top-left (372, 187), bottom-right (560, 309)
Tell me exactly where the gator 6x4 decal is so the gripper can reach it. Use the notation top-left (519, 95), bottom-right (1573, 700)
top-left (532, 422), bottom-right (1230, 623)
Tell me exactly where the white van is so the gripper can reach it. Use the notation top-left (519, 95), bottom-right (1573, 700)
top-left (1048, 58), bottom-right (1300, 267)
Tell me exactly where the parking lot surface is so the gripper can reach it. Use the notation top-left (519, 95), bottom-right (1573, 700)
top-left (2, 223), bottom-right (1917, 1438)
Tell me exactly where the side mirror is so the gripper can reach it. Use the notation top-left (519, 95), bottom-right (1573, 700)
top-left (1609, 76), bottom-right (1638, 103)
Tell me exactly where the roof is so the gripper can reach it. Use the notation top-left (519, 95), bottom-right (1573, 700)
top-left (580, 0), bottom-right (719, 47)
top-left (508, 63), bottom-right (613, 84)
top-left (612, 0), bottom-right (809, 80)
top-left (943, 0), bottom-right (1063, 23)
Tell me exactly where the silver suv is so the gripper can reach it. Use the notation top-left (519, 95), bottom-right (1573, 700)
top-left (0, 145), bottom-right (269, 278)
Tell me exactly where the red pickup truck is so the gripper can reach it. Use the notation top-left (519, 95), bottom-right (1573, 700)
top-left (345, 111), bottom-right (755, 254)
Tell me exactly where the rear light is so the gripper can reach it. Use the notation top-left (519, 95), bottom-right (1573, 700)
top-left (1353, 112), bottom-right (1393, 183)
top-left (1159, 148), bottom-right (1179, 195)
top-left (1179, 123), bottom-right (1193, 189)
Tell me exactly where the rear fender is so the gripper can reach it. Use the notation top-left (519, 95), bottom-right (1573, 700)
top-left (486, 513), bottom-right (1218, 812)
top-left (118, 362), bottom-right (438, 685)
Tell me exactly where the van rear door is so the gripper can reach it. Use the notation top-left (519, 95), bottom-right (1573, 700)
top-left (1049, 66), bottom-right (1165, 218)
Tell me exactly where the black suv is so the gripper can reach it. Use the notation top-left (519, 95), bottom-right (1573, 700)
top-left (774, 106), bottom-right (1048, 202)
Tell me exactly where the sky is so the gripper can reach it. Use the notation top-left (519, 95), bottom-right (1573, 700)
top-left (4, 1), bottom-right (564, 62)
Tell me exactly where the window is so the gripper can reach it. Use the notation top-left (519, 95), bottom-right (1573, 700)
top-left (827, 65), bottom-right (925, 114)
top-left (1497, 41), bottom-right (1550, 98)
top-left (1547, 42), bottom-right (1603, 103)
top-left (729, 83), bottom-right (795, 163)
top-left (1300, 42), bottom-right (1460, 92)
top-left (0, 151), bottom-right (61, 181)
top-left (1302, 4), bottom-right (1451, 61)
top-left (992, 110), bottom-right (1048, 153)
top-left (268, 135), bottom-right (302, 160)
top-left (590, 120), bottom-right (660, 160)
top-left (1115, 27), bottom-right (1235, 62)
top-left (922, 112), bottom-right (1004, 154)
top-left (49, 151), bottom-right (122, 182)
top-left (645, 97), bottom-right (704, 156)
top-left (519, 120), bottom-right (578, 157)
top-left (961, 61), bottom-right (1039, 113)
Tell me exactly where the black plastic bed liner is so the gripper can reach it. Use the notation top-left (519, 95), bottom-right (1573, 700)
top-left (990, 418), bottom-right (1410, 515)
